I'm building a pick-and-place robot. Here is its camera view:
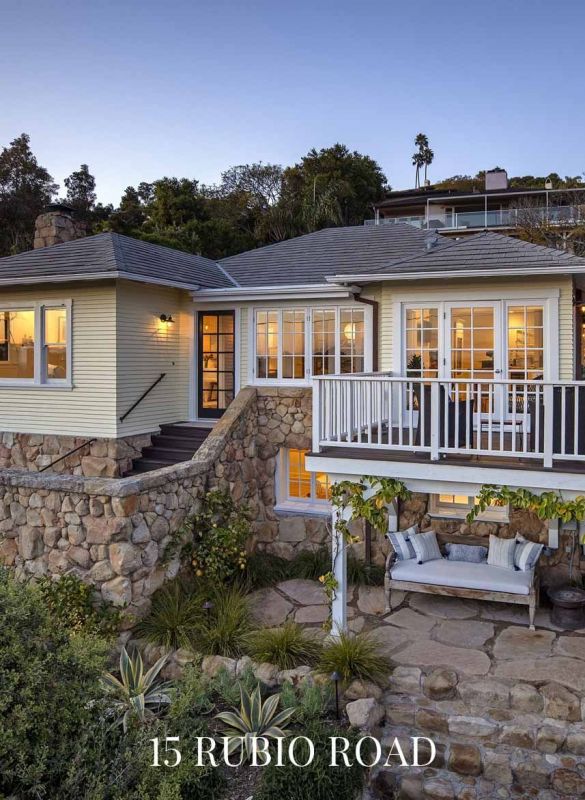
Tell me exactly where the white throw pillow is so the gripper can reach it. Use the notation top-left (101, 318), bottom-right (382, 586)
top-left (487, 535), bottom-right (517, 571)
top-left (410, 530), bottom-right (442, 564)
top-left (514, 534), bottom-right (544, 571)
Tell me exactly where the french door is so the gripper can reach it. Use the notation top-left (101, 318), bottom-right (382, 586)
top-left (197, 311), bottom-right (235, 419)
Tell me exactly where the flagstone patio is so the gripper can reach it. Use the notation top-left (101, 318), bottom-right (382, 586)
top-left (249, 579), bottom-right (585, 798)
top-left (249, 578), bottom-right (582, 690)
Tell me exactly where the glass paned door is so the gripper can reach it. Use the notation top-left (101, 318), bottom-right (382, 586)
top-left (445, 303), bottom-right (501, 413)
top-left (198, 311), bottom-right (235, 419)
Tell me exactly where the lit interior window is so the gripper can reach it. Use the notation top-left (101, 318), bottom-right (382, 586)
top-left (285, 448), bottom-right (330, 505)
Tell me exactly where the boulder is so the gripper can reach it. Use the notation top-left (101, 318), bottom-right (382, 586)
top-left (101, 576), bottom-right (131, 606)
top-left (346, 698), bottom-right (384, 731)
top-left (201, 655), bottom-right (237, 678)
top-left (19, 526), bottom-right (43, 560)
top-left (109, 542), bottom-right (142, 576)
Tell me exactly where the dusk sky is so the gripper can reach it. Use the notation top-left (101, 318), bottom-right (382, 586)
top-left (2, 0), bottom-right (584, 205)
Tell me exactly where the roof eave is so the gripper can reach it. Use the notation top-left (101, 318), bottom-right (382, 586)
top-left (191, 283), bottom-right (361, 302)
top-left (326, 264), bottom-right (585, 284)
top-left (0, 270), bottom-right (202, 292)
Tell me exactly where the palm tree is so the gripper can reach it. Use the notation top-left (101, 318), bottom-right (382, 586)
top-left (412, 133), bottom-right (431, 188)
top-left (423, 147), bottom-right (434, 184)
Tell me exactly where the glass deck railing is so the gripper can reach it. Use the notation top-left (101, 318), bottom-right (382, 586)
top-left (365, 205), bottom-right (583, 230)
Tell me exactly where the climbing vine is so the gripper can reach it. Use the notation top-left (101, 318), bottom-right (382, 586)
top-left (320, 476), bottom-right (411, 631)
top-left (466, 485), bottom-right (585, 525)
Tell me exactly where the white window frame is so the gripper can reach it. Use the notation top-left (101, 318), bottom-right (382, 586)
top-left (251, 303), bottom-right (372, 385)
top-left (429, 493), bottom-right (509, 522)
top-left (393, 290), bottom-right (558, 382)
top-left (274, 447), bottom-right (331, 516)
top-left (0, 300), bottom-right (72, 388)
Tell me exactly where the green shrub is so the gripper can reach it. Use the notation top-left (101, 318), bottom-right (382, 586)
top-left (189, 584), bottom-right (253, 657)
top-left (280, 680), bottom-right (333, 723)
top-left (134, 578), bottom-right (203, 650)
top-left (245, 621), bottom-right (322, 670)
top-left (243, 551), bottom-right (292, 589)
top-left (347, 555), bottom-right (385, 587)
top-left (180, 489), bottom-right (251, 582)
top-left (288, 546), bottom-right (385, 586)
top-left (38, 573), bottom-right (120, 637)
top-left (319, 632), bottom-right (390, 684)
top-left (255, 721), bottom-right (366, 800)
top-left (0, 570), bottom-right (108, 798)
top-left (209, 663), bottom-right (257, 707)
top-left (290, 546), bottom-right (330, 580)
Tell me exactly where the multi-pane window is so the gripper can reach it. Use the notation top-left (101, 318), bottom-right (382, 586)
top-left (340, 308), bottom-right (365, 373)
top-left (282, 310), bottom-right (305, 379)
top-left (312, 309), bottom-right (336, 375)
top-left (256, 310), bottom-right (279, 379)
top-left (0, 304), bottom-right (69, 384)
top-left (43, 307), bottom-right (68, 381)
top-left (0, 310), bottom-right (35, 379)
top-left (405, 307), bottom-right (439, 378)
top-left (255, 306), bottom-right (368, 381)
top-left (450, 306), bottom-right (495, 380)
top-left (429, 493), bottom-right (508, 521)
top-left (508, 305), bottom-right (544, 381)
top-left (285, 448), bottom-right (330, 505)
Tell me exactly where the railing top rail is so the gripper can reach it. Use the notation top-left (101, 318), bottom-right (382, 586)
top-left (312, 374), bottom-right (585, 386)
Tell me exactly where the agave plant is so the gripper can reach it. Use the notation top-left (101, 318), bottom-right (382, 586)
top-left (215, 683), bottom-right (295, 762)
top-left (101, 646), bottom-right (172, 732)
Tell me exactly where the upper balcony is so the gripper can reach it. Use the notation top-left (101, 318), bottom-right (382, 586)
top-left (365, 205), bottom-right (584, 232)
top-left (311, 374), bottom-right (585, 474)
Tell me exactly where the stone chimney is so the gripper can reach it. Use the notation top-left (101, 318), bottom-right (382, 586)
top-left (33, 204), bottom-right (86, 249)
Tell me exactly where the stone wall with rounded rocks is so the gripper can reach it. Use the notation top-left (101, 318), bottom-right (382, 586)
top-left (0, 388), bottom-right (262, 620)
top-left (0, 431), bottom-right (153, 477)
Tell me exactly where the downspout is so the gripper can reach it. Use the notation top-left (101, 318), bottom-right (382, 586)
top-left (352, 292), bottom-right (379, 372)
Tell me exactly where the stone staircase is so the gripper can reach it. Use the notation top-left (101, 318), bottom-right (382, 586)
top-left (129, 424), bottom-right (210, 474)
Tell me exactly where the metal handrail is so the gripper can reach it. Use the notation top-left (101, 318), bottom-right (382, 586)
top-left (119, 373), bottom-right (166, 422)
top-left (39, 438), bottom-right (97, 472)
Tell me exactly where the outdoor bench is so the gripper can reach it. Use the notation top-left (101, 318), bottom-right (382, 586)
top-left (385, 533), bottom-right (540, 630)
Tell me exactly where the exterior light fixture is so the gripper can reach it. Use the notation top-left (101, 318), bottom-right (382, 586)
top-left (330, 670), bottom-right (341, 719)
top-left (159, 314), bottom-right (174, 324)
top-left (202, 600), bottom-right (214, 618)
top-left (343, 322), bottom-right (356, 341)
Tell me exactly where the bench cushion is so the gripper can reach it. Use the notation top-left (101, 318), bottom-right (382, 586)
top-left (389, 558), bottom-right (533, 595)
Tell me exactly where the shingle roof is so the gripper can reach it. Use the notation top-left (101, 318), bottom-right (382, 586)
top-left (0, 232), bottom-right (233, 289)
top-left (218, 224), bottom-right (435, 286)
top-left (346, 230), bottom-right (585, 278)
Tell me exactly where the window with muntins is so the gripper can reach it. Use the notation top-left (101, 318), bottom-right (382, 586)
top-left (277, 448), bottom-right (331, 512)
top-left (254, 306), bottom-right (367, 382)
top-left (0, 302), bottom-right (70, 384)
top-left (429, 493), bottom-right (508, 522)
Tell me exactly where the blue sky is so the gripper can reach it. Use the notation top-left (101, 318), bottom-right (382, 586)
top-left (1, 0), bottom-right (584, 205)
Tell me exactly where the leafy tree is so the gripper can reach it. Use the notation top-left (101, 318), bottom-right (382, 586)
top-left (0, 133), bottom-right (58, 255)
top-left (64, 163), bottom-right (97, 217)
top-left (219, 162), bottom-right (283, 210)
top-left (281, 143), bottom-right (387, 231)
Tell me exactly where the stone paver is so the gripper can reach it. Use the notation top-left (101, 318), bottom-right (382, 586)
top-left (369, 624), bottom-right (412, 655)
top-left (249, 588), bottom-right (293, 626)
top-left (554, 636), bottom-right (585, 660)
top-left (494, 657), bottom-right (585, 693)
top-left (409, 594), bottom-right (479, 619)
top-left (295, 605), bottom-right (329, 624)
top-left (392, 640), bottom-right (491, 676)
top-left (434, 619), bottom-right (494, 649)
top-left (493, 626), bottom-right (555, 659)
top-left (276, 578), bottom-right (326, 606)
top-left (357, 585), bottom-right (387, 616)
top-left (479, 602), bottom-right (532, 625)
top-left (385, 607), bottom-right (436, 634)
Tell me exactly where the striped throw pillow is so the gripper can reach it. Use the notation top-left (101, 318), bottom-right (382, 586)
top-left (445, 543), bottom-right (488, 563)
top-left (387, 525), bottom-right (417, 561)
top-left (514, 535), bottom-right (544, 572)
top-left (487, 535), bottom-right (517, 571)
top-left (410, 530), bottom-right (442, 564)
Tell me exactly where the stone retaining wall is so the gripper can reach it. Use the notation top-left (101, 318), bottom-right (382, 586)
top-left (0, 388), bottom-right (261, 618)
top-left (372, 661), bottom-right (585, 799)
top-left (0, 432), bottom-right (153, 477)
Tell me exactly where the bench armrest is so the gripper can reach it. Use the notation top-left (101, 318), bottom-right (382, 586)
top-left (386, 550), bottom-right (397, 573)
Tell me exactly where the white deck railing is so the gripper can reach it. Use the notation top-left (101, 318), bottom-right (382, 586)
top-left (312, 374), bottom-right (585, 468)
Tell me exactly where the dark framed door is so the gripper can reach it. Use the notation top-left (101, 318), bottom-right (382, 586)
top-left (198, 310), bottom-right (235, 418)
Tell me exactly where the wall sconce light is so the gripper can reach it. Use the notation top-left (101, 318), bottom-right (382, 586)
top-left (159, 314), bottom-right (174, 324)
top-left (343, 322), bottom-right (356, 342)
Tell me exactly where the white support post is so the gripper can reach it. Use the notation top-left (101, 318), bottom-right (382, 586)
top-left (330, 505), bottom-right (348, 636)
top-left (430, 381), bottom-right (440, 461)
top-left (312, 378), bottom-right (320, 452)
top-left (387, 499), bottom-right (398, 533)
top-left (543, 384), bottom-right (554, 469)
top-left (548, 517), bottom-right (560, 549)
